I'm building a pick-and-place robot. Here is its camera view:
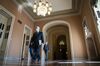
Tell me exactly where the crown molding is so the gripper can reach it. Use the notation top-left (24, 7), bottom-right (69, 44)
top-left (12, 0), bottom-right (35, 22)
top-left (12, 0), bottom-right (82, 22)
top-left (34, 11), bottom-right (80, 22)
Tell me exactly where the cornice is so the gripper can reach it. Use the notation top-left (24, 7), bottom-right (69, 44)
top-left (12, 0), bottom-right (82, 22)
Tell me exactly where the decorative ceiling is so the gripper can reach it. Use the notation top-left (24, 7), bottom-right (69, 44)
top-left (13, 0), bottom-right (82, 21)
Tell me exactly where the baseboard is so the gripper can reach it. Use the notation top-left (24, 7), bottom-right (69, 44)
top-left (89, 56), bottom-right (100, 61)
top-left (72, 57), bottom-right (88, 61)
top-left (4, 56), bottom-right (21, 64)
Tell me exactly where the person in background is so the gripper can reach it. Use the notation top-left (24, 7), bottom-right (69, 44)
top-left (29, 26), bottom-right (44, 64)
top-left (43, 42), bottom-right (49, 61)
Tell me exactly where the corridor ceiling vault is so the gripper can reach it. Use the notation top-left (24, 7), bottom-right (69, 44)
top-left (13, 0), bottom-right (82, 21)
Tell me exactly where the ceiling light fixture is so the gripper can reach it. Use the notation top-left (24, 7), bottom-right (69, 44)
top-left (33, 0), bottom-right (52, 16)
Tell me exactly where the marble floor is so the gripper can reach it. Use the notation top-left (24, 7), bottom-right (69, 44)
top-left (1, 61), bottom-right (100, 66)
top-left (1, 49), bottom-right (100, 66)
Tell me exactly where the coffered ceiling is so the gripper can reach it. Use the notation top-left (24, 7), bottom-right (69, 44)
top-left (13, 0), bottom-right (82, 21)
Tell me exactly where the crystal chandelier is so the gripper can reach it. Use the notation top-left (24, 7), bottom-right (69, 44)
top-left (33, 0), bottom-right (52, 16)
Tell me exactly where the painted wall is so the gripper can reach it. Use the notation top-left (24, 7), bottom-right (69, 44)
top-left (35, 15), bottom-right (87, 60)
top-left (0, 0), bottom-right (34, 61)
top-left (81, 0), bottom-right (100, 59)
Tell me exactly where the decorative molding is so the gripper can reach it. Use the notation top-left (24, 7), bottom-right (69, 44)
top-left (34, 12), bottom-right (80, 22)
top-left (12, 0), bottom-right (35, 22)
top-left (12, 0), bottom-right (82, 22)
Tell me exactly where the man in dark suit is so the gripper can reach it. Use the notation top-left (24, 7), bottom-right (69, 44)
top-left (43, 42), bottom-right (49, 61)
top-left (29, 26), bottom-right (44, 63)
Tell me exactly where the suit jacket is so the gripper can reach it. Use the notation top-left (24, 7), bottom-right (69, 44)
top-left (29, 31), bottom-right (44, 49)
top-left (43, 44), bottom-right (49, 53)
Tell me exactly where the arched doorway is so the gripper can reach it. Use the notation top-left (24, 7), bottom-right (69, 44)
top-left (54, 35), bottom-right (67, 60)
top-left (43, 20), bottom-right (72, 60)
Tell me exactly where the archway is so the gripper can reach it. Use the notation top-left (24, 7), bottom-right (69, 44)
top-left (42, 20), bottom-right (73, 60)
top-left (55, 35), bottom-right (67, 60)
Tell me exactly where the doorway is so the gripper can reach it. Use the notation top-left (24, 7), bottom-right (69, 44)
top-left (82, 18), bottom-right (98, 60)
top-left (0, 5), bottom-right (15, 64)
top-left (21, 25), bottom-right (32, 63)
top-left (54, 35), bottom-right (67, 60)
top-left (43, 20), bottom-right (72, 60)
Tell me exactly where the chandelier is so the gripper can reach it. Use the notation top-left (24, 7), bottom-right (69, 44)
top-left (33, 0), bottom-right (52, 16)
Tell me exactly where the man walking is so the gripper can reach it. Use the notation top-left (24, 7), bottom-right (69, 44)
top-left (43, 42), bottom-right (49, 61)
top-left (29, 26), bottom-right (44, 63)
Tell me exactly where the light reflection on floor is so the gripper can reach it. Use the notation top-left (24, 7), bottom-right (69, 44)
top-left (2, 61), bottom-right (100, 66)
top-left (1, 45), bottom-right (100, 66)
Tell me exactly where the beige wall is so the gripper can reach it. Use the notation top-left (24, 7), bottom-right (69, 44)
top-left (81, 0), bottom-right (100, 58)
top-left (35, 15), bottom-right (87, 60)
top-left (0, 0), bottom-right (34, 59)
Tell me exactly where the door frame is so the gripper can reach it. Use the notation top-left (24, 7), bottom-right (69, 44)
top-left (82, 16), bottom-right (98, 60)
top-left (21, 24), bottom-right (32, 63)
top-left (0, 5), bottom-right (15, 64)
top-left (82, 16), bottom-right (90, 60)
